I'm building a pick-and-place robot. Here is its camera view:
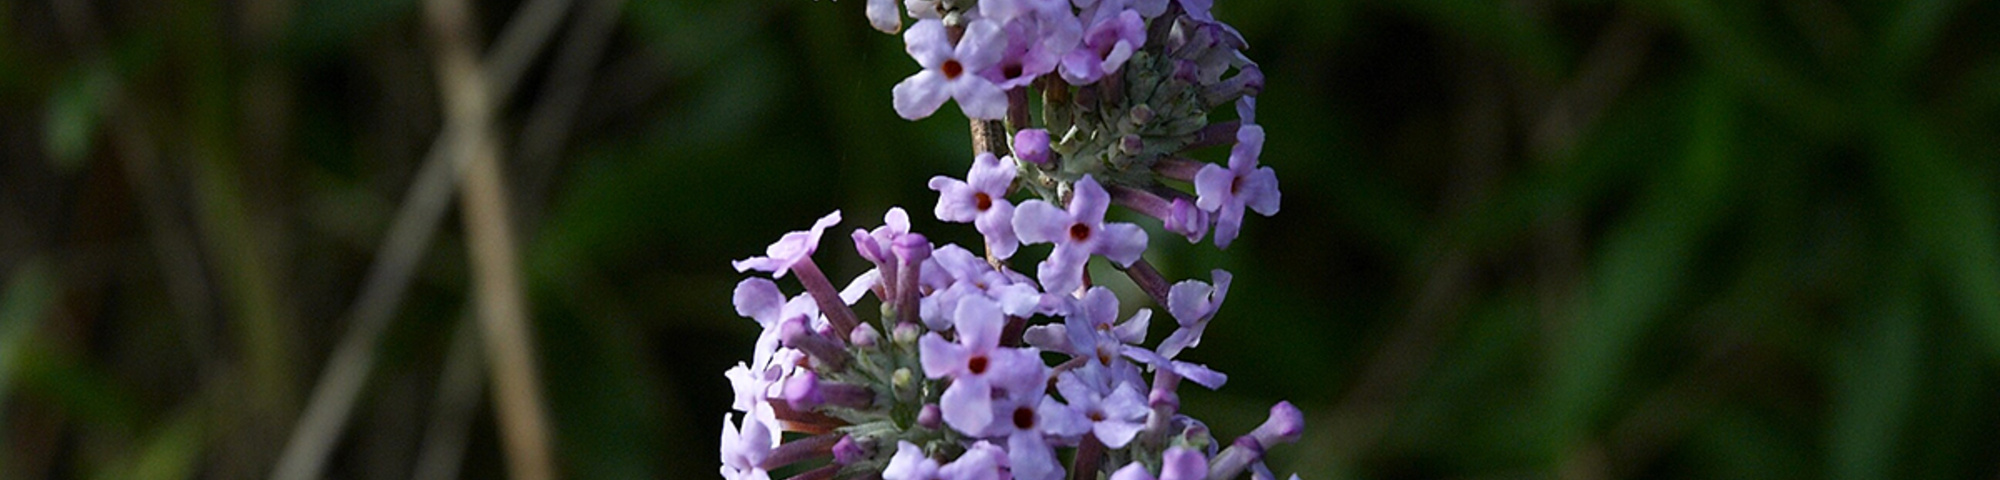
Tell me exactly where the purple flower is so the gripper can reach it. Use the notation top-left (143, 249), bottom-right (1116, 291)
top-left (1158, 269), bottom-right (1231, 359)
top-left (1013, 175), bottom-right (1149, 295)
top-left (1194, 124), bottom-right (1279, 248)
top-left (1066, 287), bottom-right (1150, 366)
top-left (720, 412), bottom-right (776, 480)
top-left (1178, 0), bottom-right (1215, 22)
top-left (1108, 446), bottom-right (1208, 480)
top-left (1124, 346), bottom-right (1227, 390)
top-left (930, 153), bottom-right (1022, 259)
top-left (985, 12), bottom-right (1081, 90)
top-left (978, 0), bottom-right (1067, 22)
top-left (883, 440), bottom-right (1003, 480)
top-left (1055, 370), bottom-right (1148, 448)
top-left (727, 278), bottom-right (825, 412)
top-left (852, 207), bottom-right (913, 270)
top-left (918, 245), bottom-right (1041, 330)
top-left (732, 211), bottom-right (843, 278)
top-left (919, 295), bottom-right (1046, 435)
top-left (894, 19), bottom-right (1009, 120)
top-left (1059, 9), bottom-right (1145, 85)
top-left (982, 394), bottom-right (1089, 480)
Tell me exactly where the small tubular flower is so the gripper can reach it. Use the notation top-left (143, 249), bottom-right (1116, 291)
top-left (930, 153), bottom-right (1022, 259)
top-left (720, 412), bottom-right (776, 480)
top-left (1158, 269), bottom-right (1232, 359)
top-left (732, 211), bottom-right (842, 278)
top-left (1194, 125), bottom-right (1279, 248)
top-left (919, 295), bottom-right (1044, 434)
top-left (1059, 9), bottom-right (1145, 85)
top-left (894, 19), bottom-right (1009, 120)
top-left (1013, 176), bottom-right (1149, 294)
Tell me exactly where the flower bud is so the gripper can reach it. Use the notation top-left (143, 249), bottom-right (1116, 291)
top-left (893, 322), bottom-right (922, 344)
top-left (1249, 401), bottom-right (1304, 446)
top-left (850, 323), bottom-right (881, 347)
top-left (1014, 129), bottom-right (1052, 165)
top-left (918, 403), bottom-right (944, 430)
top-left (1129, 104), bottom-right (1156, 125)
top-left (832, 435), bottom-right (867, 465)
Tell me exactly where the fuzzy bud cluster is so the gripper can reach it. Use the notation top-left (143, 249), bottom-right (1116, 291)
top-left (723, 1), bottom-right (1296, 479)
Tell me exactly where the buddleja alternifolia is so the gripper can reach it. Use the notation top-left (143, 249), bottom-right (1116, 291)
top-left (721, 1), bottom-right (1298, 479)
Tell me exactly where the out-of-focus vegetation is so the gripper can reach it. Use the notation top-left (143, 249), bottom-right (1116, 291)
top-left (2, 0), bottom-right (1998, 478)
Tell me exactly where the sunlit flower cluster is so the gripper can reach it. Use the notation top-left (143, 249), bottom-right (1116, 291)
top-left (724, 0), bottom-right (1294, 478)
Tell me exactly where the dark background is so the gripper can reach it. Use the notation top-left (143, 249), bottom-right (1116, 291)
top-left (2, 0), bottom-right (1999, 478)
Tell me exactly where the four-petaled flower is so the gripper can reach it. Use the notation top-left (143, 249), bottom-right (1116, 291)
top-left (979, 393), bottom-right (1088, 480)
top-left (1195, 124), bottom-right (1279, 248)
top-left (895, 19), bottom-right (1008, 120)
top-left (884, 441), bottom-right (1004, 480)
top-left (732, 211), bottom-right (842, 278)
top-left (1014, 175), bottom-right (1149, 295)
top-left (720, 412), bottom-right (776, 480)
top-left (919, 295), bottom-right (1045, 434)
top-left (931, 153), bottom-right (1023, 259)
top-left (1159, 269), bottom-right (1231, 359)
top-left (1059, 8), bottom-right (1145, 85)
top-left (1109, 446), bottom-right (1208, 480)
top-left (1055, 370), bottom-right (1149, 448)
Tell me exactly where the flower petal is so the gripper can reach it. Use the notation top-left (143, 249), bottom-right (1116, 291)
top-left (1161, 447), bottom-right (1208, 480)
top-left (951, 76), bottom-right (1009, 120)
top-left (1012, 200), bottom-right (1072, 245)
top-left (931, 177), bottom-right (982, 222)
top-left (733, 278), bottom-right (786, 325)
top-left (957, 19), bottom-right (1007, 71)
top-left (893, 70), bottom-right (950, 120)
top-left (941, 378), bottom-right (997, 435)
top-left (1069, 175), bottom-right (1112, 224)
top-left (1193, 163), bottom-right (1233, 211)
top-left (919, 333), bottom-right (966, 379)
top-left (976, 202), bottom-right (1020, 259)
top-left (866, 0), bottom-right (903, 33)
top-left (904, 19), bottom-right (952, 69)
top-left (1245, 166), bottom-right (1281, 216)
top-left (955, 294), bottom-right (1007, 350)
top-left (1096, 222), bottom-right (1149, 267)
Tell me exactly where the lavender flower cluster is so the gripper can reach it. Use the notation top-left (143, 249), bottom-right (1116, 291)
top-left (722, 1), bottom-right (1293, 479)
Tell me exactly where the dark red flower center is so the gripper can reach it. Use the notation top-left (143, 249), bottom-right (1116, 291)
top-left (1231, 175), bottom-right (1244, 195)
top-left (975, 192), bottom-right (993, 211)
top-left (1002, 61), bottom-right (1024, 80)
top-left (1013, 406), bottom-right (1036, 429)
top-left (967, 355), bottom-right (989, 375)
top-left (943, 59), bottom-right (964, 79)
top-left (1070, 223), bottom-right (1092, 241)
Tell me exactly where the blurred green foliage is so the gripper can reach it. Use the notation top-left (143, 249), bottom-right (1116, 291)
top-left (1, 0), bottom-right (1998, 479)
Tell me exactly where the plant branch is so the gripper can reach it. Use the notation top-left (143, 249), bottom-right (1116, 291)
top-left (425, 0), bottom-right (559, 478)
top-left (268, 0), bottom-right (580, 476)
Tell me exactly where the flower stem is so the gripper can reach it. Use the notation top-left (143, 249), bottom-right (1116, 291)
top-left (792, 257), bottom-right (862, 339)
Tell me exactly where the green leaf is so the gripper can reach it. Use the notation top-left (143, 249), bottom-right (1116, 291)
top-left (1826, 260), bottom-right (1921, 480)
top-left (98, 408), bottom-right (205, 480)
top-left (0, 258), bottom-right (53, 404)
top-left (1870, 107), bottom-right (2000, 366)
top-left (1549, 74), bottom-right (1739, 444)
top-left (1877, 0), bottom-right (1963, 82)
top-left (44, 65), bottom-right (114, 173)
